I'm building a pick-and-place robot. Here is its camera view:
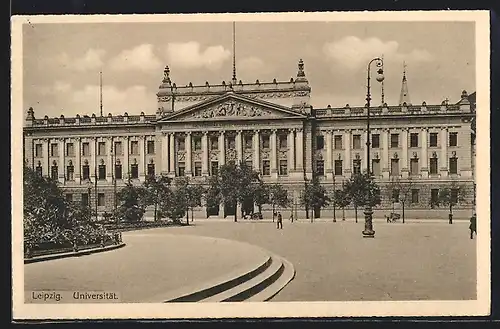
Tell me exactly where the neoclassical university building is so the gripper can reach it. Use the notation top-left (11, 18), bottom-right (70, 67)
top-left (23, 59), bottom-right (476, 219)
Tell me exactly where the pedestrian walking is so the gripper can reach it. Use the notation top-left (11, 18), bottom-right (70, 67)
top-left (469, 214), bottom-right (477, 239)
top-left (277, 212), bottom-right (283, 229)
top-left (289, 212), bottom-right (294, 223)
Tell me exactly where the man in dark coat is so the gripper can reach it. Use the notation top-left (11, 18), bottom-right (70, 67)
top-left (469, 214), bottom-right (477, 239)
top-left (277, 212), bottom-right (283, 229)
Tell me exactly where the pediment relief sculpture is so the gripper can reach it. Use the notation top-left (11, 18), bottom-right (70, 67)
top-left (191, 101), bottom-right (274, 119)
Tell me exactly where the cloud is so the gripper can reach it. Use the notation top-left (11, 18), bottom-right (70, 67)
top-left (238, 56), bottom-right (265, 72)
top-left (37, 81), bottom-right (72, 96)
top-left (165, 42), bottom-right (231, 70)
top-left (57, 49), bottom-right (106, 71)
top-left (109, 44), bottom-right (162, 71)
top-left (323, 36), bottom-right (433, 70)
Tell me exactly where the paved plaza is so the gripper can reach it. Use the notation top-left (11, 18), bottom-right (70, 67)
top-left (25, 219), bottom-right (477, 302)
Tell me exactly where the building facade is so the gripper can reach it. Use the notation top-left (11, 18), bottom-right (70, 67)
top-left (23, 59), bottom-right (476, 219)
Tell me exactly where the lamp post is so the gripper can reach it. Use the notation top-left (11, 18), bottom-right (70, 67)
top-left (362, 57), bottom-right (384, 238)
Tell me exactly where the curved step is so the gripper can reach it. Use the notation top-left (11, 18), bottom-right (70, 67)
top-left (246, 256), bottom-right (296, 302)
top-left (163, 255), bottom-right (272, 302)
top-left (201, 256), bottom-right (285, 302)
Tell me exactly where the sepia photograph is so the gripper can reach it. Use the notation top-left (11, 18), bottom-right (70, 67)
top-left (11, 11), bottom-right (490, 319)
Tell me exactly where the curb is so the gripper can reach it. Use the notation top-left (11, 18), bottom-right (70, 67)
top-left (24, 243), bottom-right (126, 264)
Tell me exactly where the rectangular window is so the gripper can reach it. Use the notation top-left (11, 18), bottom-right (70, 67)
top-left (315, 160), bottom-right (324, 176)
top-left (411, 189), bottom-right (419, 204)
top-left (66, 194), bottom-right (73, 202)
top-left (82, 165), bottom-right (90, 180)
top-left (36, 165), bottom-right (43, 176)
top-left (262, 160), bottom-right (270, 176)
top-left (390, 133), bottom-right (399, 148)
top-left (178, 162), bottom-right (185, 177)
top-left (193, 137), bottom-right (202, 151)
top-left (410, 158), bottom-right (419, 176)
top-left (451, 188), bottom-right (459, 204)
top-left (98, 193), bottom-right (105, 207)
top-left (147, 163), bottom-right (155, 177)
top-left (210, 161), bottom-right (218, 176)
top-left (130, 141), bottom-right (138, 155)
top-left (210, 136), bottom-right (219, 150)
top-left (114, 141), bottom-right (123, 155)
top-left (50, 143), bottom-right (58, 157)
top-left (449, 132), bottom-right (458, 147)
top-left (279, 160), bottom-right (288, 176)
top-left (177, 138), bottom-right (185, 151)
top-left (194, 162), bottom-right (202, 177)
top-left (392, 189), bottom-right (400, 203)
top-left (279, 135), bottom-right (287, 149)
top-left (82, 142), bottom-right (90, 156)
top-left (98, 142), bottom-right (106, 156)
top-left (372, 134), bottom-right (380, 148)
top-left (352, 135), bottom-right (361, 149)
top-left (244, 135), bottom-right (253, 149)
top-left (372, 159), bottom-right (381, 176)
top-left (98, 165), bottom-right (106, 180)
top-left (35, 144), bottom-right (43, 157)
top-left (449, 157), bottom-right (458, 174)
top-left (334, 160), bottom-right (343, 176)
top-left (316, 136), bottom-right (324, 150)
top-left (81, 193), bottom-right (89, 206)
top-left (131, 164), bottom-right (139, 179)
top-left (51, 165), bottom-right (58, 180)
top-left (115, 164), bottom-right (122, 180)
top-left (391, 158), bottom-right (400, 176)
top-left (66, 165), bottom-right (74, 181)
top-left (147, 140), bottom-right (155, 154)
top-left (430, 133), bottom-right (438, 147)
top-left (353, 159), bottom-right (361, 174)
top-left (410, 133), bottom-right (419, 148)
top-left (430, 158), bottom-right (438, 174)
top-left (334, 135), bottom-right (343, 150)
top-left (66, 143), bottom-right (74, 157)
top-left (262, 135), bottom-right (270, 149)
top-left (227, 136), bottom-right (236, 149)
top-left (431, 189), bottom-right (439, 204)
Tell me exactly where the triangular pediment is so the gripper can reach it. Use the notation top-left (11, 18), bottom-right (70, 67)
top-left (159, 93), bottom-right (306, 122)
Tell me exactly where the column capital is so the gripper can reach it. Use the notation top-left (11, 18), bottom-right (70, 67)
top-left (236, 129), bottom-right (243, 134)
top-left (186, 131), bottom-right (192, 136)
top-left (202, 131), bottom-right (209, 135)
top-left (288, 128), bottom-right (296, 133)
top-left (296, 128), bottom-right (303, 133)
top-left (421, 127), bottom-right (429, 132)
top-left (253, 129), bottom-right (260, 134)
top-left (220, 130), bottom-right (225, 135)
top-left (271, 128), bottom-right (277, 134)
top-left (441, 126), bottom-right (449, 131)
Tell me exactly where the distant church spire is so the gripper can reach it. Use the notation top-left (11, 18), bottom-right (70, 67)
top-left (399, 61), bottom-right (411, 105)
top-left (231, 21), bottom-right (237, 84)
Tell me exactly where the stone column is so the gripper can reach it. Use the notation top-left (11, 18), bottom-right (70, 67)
top-left (45, 139), bottom-right (51, 177)
top-left (270, 129), bottom-right (278, 177)
top-left (440, 127), bottom-right (448, 176)
top-left (325, 130), bottom-right (333, 178)
top-left (344, 130), bottom-right (351, 177)
top-left (91, 138), bottom-right (97, 182)
top-left (296, 128), bottom-right (304, 171)
top-left (123, 137), bottom-right (129, 180)
top-left (138, 137), bottom-right (145, 182)
top-left (202, 131), bottom-right (209, 175)
top-left (169, 133), bottom-right (175, 175)
top-left (421, 128), bottom-right (429, 178)
top-left (288, 129), bottom-right (295, 172)
top-left (107, 137), bottom-right (113, 181)
top-left (58, 138), bottom-right (65, 183)
top-left (382, 129), bottom-right (390, 179)
top-left (253, 130), bottom-right (260, 171)
top-left (401, 128), bottom-right (409, 178)
top-left (75, 138), bottom-right (81, 184)
top-left (162, 133), bottom-right (169, 174)
top-left (236, 130), bottom-right (243, 163)
top-left (219, 131), bottom-right (225, 165)
top-left (185, 132), bottom-right (192, 176)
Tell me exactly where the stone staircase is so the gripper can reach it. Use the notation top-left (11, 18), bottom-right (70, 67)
top-left (162, 253), bottom-right (295, 303)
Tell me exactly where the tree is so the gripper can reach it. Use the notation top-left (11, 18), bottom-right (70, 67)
top-left (333, 184), bottom-right (351, 221)
top-left (252, 179), bottom-right (270, 215)
top-left (429, 182), bottom-right (467, 224)
top-left (268, 183), bottom-right (290, 221)
top-left (344, 173), bottom-right (381, 223)
top-left (116, 182), bottom-right (146, 222)
top-left (385, 176), bottom-right (414, 223)
top-left (143, 175), bottom-right (172, 221)
top-left (301, 176), bottom-right (330, 222)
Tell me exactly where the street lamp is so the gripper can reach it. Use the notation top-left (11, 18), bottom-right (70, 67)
top-left (362, 57), bottom-right (384, 238)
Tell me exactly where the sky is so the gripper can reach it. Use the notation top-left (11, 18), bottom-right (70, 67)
top-left (22, 20), bottom-right (476, 118)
